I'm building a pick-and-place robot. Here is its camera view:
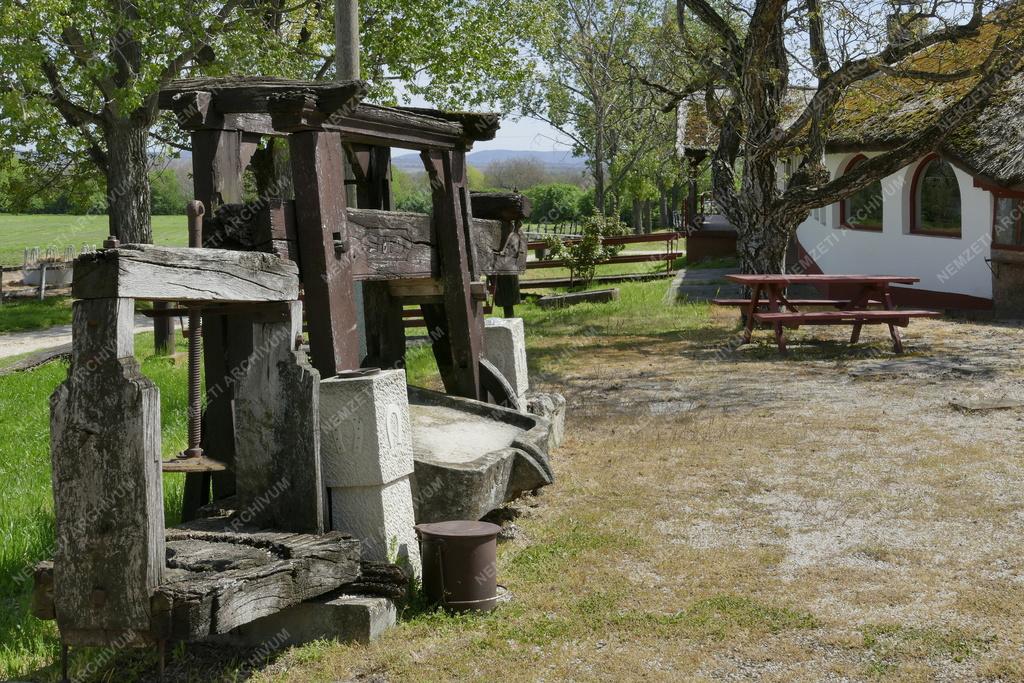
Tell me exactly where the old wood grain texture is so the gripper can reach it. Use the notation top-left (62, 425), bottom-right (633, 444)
top-left (288, 130), bottom-right (360, 377)
top-left (421, 149), bottom-right (484, 399)
top-left (205, 202), bottom-right (523, 279)
top-left (35, 525), bottom-right (362, 643)
top-left (469, 192), bottom-right (533, 222)
top-left (71, 245), bottom-right (300, 303)
top-left (232, 302), bottom-right (324, 533)
top-left (395, 108), bottom-right (500, 142)
top-left (49, 298), bottom-right (164, 646)
top-left (160, 77), bottom-right (368, 116)
top-left (154, 527), bottom-right (360, 640)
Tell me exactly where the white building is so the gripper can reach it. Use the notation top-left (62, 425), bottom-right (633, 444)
top-left (677, 19), bottom-right (1024, 315)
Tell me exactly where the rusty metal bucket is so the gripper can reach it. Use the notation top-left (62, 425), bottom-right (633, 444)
top-left (414, 520), bottom-right (501, 613)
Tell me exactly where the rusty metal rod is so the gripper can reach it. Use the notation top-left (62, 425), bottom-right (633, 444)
top-left (185, 201), bottom-right (205, 459)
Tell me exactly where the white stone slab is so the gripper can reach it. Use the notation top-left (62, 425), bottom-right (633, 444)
top-left (320, 369), bottom-right (414, 488)
top-left (484, 317), bottom-right (529, 404)
top-left (330, 476), bottom-right (421, 577)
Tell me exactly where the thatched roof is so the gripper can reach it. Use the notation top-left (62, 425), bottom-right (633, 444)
top-left (677, 15), bottom-right (1024, 189)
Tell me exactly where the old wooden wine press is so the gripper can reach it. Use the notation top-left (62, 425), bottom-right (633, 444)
top-left (32, 77), bottom-right (545, 676)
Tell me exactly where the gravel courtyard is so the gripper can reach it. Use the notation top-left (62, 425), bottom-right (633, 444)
top-left (261, 308), bottom-right (1024, 682)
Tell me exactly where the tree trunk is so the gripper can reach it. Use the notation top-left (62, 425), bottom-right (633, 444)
top-left (593, 123), bottom-right (606, 214)
top-left (735, 216), bottom-right (795, 274)
top-left (631, 198), bottom-right (642, 234)
top-left (104, 120), bottom-right (152, 243)
top-left (642, 200), bottom-right (652, 233)
top-left (658, 188), bottom-right (669, 229)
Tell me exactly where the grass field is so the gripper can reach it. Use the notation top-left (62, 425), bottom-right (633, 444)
top-left (0, 298), bottom-right (73, 334)
top-left (0, 215), bottom-right (188, 266)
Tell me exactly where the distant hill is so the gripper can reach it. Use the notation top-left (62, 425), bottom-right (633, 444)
top-left (393, 149), bottom-right (587, 172)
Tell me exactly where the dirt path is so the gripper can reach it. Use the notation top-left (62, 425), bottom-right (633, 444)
top-left (245, 312), bottom-right (1024, 682)
top-left (0, 314), bottom-right (152, 359)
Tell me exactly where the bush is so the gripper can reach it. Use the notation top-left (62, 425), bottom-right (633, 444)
top-left (525, 183), bottom-right (586, 225)
top-left (544, 211), bottom-right (629, 287)
top-left (395, 190), bottom-right (433, 214)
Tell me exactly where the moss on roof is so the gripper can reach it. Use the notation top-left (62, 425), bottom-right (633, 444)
top-left (677, 13), bottom-right (1024, 188)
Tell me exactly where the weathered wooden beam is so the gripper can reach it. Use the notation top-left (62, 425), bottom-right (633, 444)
top-left (50, 298), bottom-right (164, 646)
top-left (35, 524), bottom-right (362, 643)
top-left (422, 149), bottom-right (484, 400)
top-left (397, 107), bottom-right (500, 142)
top-left (469, 192), bottom-right (533, 222)
top-left (203, 204), bottom-right (526, 279)
top-left (71, 245), bottom-right (300, 303)
top-left (288, 130), bottom-right (361, 376)
top-left (160, 77), bottom-right (368, 115)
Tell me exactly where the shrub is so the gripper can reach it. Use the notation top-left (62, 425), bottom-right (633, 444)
top-left (544, 211), bottom-right (629, 287)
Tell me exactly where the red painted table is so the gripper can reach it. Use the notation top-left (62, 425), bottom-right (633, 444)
top-left (721, 274), bottom-right (941, 353)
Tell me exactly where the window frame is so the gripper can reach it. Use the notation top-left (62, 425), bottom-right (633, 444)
top-left (909, 154), bottom-right (963, 238)
top-left (838, 154), bottom-right (883, 232)
top-left (992, 195), bottom-right (1024, 251)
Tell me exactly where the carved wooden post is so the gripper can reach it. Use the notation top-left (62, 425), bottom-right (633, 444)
top-left (233, 302), bottom-right (325, 533)
top-left (421, 148), bottom-right (484, 400)
top-left (273, 92), bottom-right (361, 377)
top-left (50, 298), bottom-right (163, 645)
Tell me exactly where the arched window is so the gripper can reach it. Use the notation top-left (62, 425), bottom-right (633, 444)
top-left (910, 155), bottom-right (962, 237)
top-left (840, 155), bottom-right (883, 231)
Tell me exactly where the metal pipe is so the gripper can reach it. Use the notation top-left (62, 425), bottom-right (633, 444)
top-left (185, 201), bottom-right (204, 459)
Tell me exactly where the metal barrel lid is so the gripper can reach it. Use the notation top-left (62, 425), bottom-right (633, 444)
top-left (414, 520), bottom-right (502, 539)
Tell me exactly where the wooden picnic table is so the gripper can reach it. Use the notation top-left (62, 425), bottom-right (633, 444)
top-left (719, 274), bottom-right (941, 353)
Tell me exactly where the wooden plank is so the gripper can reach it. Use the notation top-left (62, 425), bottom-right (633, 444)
top-left (527, 251), bottom-right (684, 269)
top-left (422, 149), bottom-right (483, 399)
top-left (288, 130), bottom-right (360, 376)
top-left (71, 245), bottom-right (299, 303)
top-left (207, 203), bottom-right (524, 279)
top-left (160, 77), bottom-right (367, 115)
top-left (397, 107), bottom-right (501, 142)
top-left (50, 299), bottom-right (164, 646)
top-left (725, 274), bottom-right (921, 285)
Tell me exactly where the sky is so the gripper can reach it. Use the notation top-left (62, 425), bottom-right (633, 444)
top-left (473, 115), bottom-right (575, 153)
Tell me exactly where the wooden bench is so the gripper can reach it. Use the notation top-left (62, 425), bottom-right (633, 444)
top-left (752, 309), bottom-right (942, 352)
top-left (711, 298), bottom-right (882, 308)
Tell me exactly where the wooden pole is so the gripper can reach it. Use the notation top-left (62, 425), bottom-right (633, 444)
top-left (335, 0), bottom-right (360, 81)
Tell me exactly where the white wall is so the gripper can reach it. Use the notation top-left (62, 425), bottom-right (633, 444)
top-left (797, 152), bottom-right (994, 300)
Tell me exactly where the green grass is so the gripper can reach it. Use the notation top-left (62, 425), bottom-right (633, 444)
top-left (0, 215), bottom-right (188, 266)
top-left (0, 297), bottom-right (73, 334)
top-left (0, 332), bottom-right (190, 680)
top-left (0, 278), bottom-right (702, 680)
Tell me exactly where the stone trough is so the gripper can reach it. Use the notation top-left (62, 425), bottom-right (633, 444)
top-left (408, 386), bottom-right (554, 523)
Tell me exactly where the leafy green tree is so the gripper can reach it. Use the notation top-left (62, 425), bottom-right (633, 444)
top-left (525, 183), bottom-right (586, 224)
top-left (522, 0), bottom-right (665, 213)
top-left (0, 0), bottom-right (545, 241)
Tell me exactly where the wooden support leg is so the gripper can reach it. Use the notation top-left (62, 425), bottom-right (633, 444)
top-left (421, 148), bottom-right (483, 400)
top-left (50, 298), bottom-right (164, 643)
top-left (889, 323), bottom-right (904, 353)
top-left (233, 302), bottom-right (324, 533)
top-left (741, 284), bottom-right (761, 344)
top-left (289, 131), bottom-right (360, 377)
top-left (850, 324), bottom-right (863, 344)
